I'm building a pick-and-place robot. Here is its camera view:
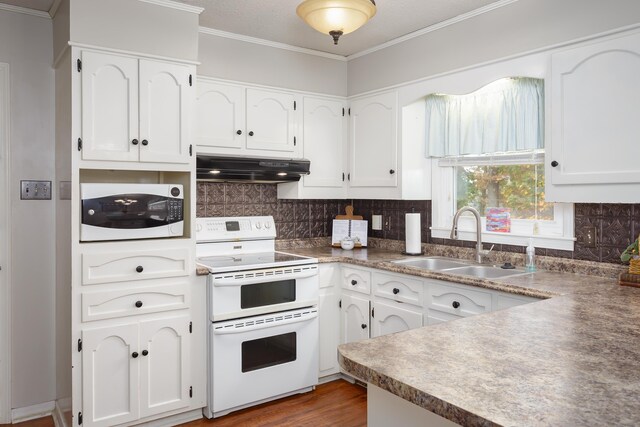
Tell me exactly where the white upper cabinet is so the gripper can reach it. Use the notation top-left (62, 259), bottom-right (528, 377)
top-left (195, 81), bottom-right (245, 151)
top-left (349, 91), bottom-right (398, 188)
top-left (196, 80), bottom-right (300, 158)
top-left (550, 32), bottom-right (640, 186)
top-left (80, 51), bottom-right (193, 165)
top-left (81, 51), bottom-right (139, 162)
top-left (246, 88), bottom-right (297, 153)
top-left (138, 60), bottom-right (191, 163)
top-left (302, 96), bottom-right (347, 188)
top-left (277, 95), bottom-right (347, 199)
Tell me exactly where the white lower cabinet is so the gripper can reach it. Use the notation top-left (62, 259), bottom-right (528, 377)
top-left (371, 300), bottom-right (422, 338)
top-left (81, 314), bottom-right (191, 427)
top-left (318, 264), bottom-right (341, 378)
top-left (340, 293), bottom-right (370, 344)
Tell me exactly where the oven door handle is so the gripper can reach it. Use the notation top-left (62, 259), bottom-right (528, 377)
top-left (210, 268), bottom-right (317, 287)
top-left (212, 310), bottom-right (318, 335)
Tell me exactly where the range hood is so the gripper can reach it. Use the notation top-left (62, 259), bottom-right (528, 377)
top-left (196, 155), bottom-right (311, 183)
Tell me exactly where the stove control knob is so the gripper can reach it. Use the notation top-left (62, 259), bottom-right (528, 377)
top-left (196, 223), bottom-right (202, 232)
top-left (265, 222), bottom-right (271, 229)
top-left (255, 222), bottom-right (262, 229)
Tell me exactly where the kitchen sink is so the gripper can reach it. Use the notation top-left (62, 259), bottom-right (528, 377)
top-left (393, 257), bottom-right (469, 271)
top-left (444, 265), bottom-right (530, 279)
top-left (393, 256), bottom-right (531, 279)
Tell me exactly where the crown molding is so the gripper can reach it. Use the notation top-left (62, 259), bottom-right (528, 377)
top-left (0, 3), bottom-right (50, 19)
top-left (198, 27), bottom-right (348, 62)
top-left (137, 0), bottom-right (203, 14)
top-left (347, 0), bottom-right (520, 60)
top-left (48, 0), bottom-right (62, 19)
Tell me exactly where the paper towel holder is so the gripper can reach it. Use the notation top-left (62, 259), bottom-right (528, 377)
top-left (401, 250), bottom-right (424, 256)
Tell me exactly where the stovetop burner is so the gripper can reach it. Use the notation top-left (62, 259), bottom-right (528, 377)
top-left (197, 251), bottom-right (316, 273)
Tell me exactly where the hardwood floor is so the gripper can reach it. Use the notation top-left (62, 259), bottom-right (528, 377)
top-left (181, 379), bottom-right (367, 427)
top-left (0, 380), bottom-right (367, 427)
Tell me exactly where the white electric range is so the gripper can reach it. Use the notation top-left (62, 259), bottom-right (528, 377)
top-left (196, 216), bottom-right (319, 419)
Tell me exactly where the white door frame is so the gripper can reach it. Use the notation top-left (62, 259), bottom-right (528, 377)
top-left (0, 62), bottom-right (12, 424)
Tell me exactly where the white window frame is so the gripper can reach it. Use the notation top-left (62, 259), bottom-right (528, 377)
top-left (430, 155), bottom-right (575, 251)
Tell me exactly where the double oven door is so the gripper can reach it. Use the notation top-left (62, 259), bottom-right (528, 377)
top-left (206, 263), bottom-right (320, 417)
top-left (208, 264), bottom-right (319, 321)
top-left (210, 306), bottom-right (319, 416)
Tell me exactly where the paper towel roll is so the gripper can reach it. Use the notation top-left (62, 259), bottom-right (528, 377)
top-left (405, 213), bottom-right (422, 255)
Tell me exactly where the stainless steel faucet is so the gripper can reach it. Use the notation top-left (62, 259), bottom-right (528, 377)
top-left (450, 206), bottom-right (490, 264)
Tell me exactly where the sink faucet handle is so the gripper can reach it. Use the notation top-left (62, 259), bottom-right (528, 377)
top-left (486, 244), bottom-right (495, 254)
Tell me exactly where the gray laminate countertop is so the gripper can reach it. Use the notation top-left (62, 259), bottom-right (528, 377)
top-left (285, 247), bottom-right (640, 427)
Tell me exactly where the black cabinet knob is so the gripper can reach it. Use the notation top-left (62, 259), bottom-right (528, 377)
top-left (132, 352), bottom-right (139, 359)
top-left (452, 301), bottom-right (461, 309)
top-left (136, 266), bottom-right (143, 273)
top-left (142, 350), bottom-right (149, 356)
top-left (393, 288), bottom-right (400, 295)
top-left (389, 169), bottom-right (395, 174)
top-left (351, 280), bottom-right (357, 286)
top-left (132, 139), bottom-right (139, 145)
top-left (248, 131), bottom-right (254, 136)
top-left (135, 301), bottom-right (143, 308)
top-left (141, 139), bottom-right (149, 146)
top-left (236, 130), bottom-right (242, 135)
top-left (551, 160), bottom-right (559, 167)
top-left (361, 323), bottom-right (367, 329)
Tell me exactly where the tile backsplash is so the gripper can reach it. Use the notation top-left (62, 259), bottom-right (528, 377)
top-left (196, 182), bottom-right (638, 265)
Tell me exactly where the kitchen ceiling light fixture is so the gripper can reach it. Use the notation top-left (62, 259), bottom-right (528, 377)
top-left (296, 0), bottom-right (377, 45)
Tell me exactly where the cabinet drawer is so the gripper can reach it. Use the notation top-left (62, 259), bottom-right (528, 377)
top-left (425, 309), bottom-right (464, 325)
top-left (82, 247), bottom-right (190, 285)
top-left (342, 267), bottom-right (371, 295)
top-left (372, 272), bottom-right (423, 307)
top-left (426, 282), bottom-right (491, 317)
top-left (82, 283), bottom-right (188, 322)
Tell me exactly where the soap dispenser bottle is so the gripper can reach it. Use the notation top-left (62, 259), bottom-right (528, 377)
top-left (526, 239), bottom-right (536, 272)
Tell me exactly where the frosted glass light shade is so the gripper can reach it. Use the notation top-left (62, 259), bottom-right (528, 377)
top-left (297, 0), bottom-right (376, 43)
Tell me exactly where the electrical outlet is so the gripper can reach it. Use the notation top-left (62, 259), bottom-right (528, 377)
top-left (20, 180), bottom-right (52, 200)
top-left (372, 215), bottom-right (382, 230)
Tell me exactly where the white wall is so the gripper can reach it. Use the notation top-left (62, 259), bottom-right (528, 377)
top-left (347, 0), bottom-right (640, 95)
top-left (70, 0), bottom-right (199, 62)
top-left (0, 9), bottom-right (56, 410)
top-left (198, 32), bottom-right (348, 96)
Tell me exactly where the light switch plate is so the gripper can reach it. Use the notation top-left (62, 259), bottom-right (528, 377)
top-left (372, 215), bottom-right (382, 230)
top-left (20, 180), bottom-right (52, 200)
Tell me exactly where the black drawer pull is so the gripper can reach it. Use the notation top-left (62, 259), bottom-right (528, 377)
top-left (135, 301), bottom-right (143, 308)
top-left (141, 139), bottom-right (149, 146)
top-left (551, 160), bottom-right (559, 167)
top-left (351, 280), bottom-right (357, 286)
top-left (136, 266), bottom-right (143, 273)
top-left (236, 130), bottom-right (242, 135)
top-left (131, 139), bottom-right (139, 145)
top-left (452, 301), bottom-right (461, 309)
top-left (361, 323), bottom-right (367, 329)
top-left (132, 352), bottom-right (139, 359)
top-left (393, 288), bottom-right (400, 295)
top-left (142, 350), bottom-right (149, 356)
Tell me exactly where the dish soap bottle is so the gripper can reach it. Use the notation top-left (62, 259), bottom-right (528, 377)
top-left (526, 239), bottom-right (536, 272)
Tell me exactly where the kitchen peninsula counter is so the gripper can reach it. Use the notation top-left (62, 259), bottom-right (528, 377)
top-left (284, 246), bottom-right (640, 426)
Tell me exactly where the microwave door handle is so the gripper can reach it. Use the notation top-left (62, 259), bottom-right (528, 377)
top-left (209, 268), bottom-right (317, 287)
top-left (212, 311), bottom-right (318, 335)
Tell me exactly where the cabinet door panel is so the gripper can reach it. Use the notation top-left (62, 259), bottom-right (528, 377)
top-left (340, 294), bottom-right (370, 344)
top-left (372, 300), bottom-right (422, 338)
top-left (196, 81), bottom-right (245, 151)
top-left (349, 92), bottom-right (397, 187)
top-left (81, 51), bottom-right (138, 162)
top-left (82, 324), bottom-right (139, 427)
top-left (319, 289), bottom-right (340, 377)
top-left (139, 315), bottom-right (190, 418)
top-left (246, 89), bottom-right (296, 152)
top-left (303, 97), bottom-right (346, 188)
top-left (551, 32), bottom-right (640, 185)
top-left (139, 60), bottom-right (191, 164)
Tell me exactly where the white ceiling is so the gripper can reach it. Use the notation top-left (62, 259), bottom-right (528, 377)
top-left (0, 0), bottom-right (509, 57)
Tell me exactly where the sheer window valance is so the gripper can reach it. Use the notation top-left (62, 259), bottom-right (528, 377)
top-left (425, 77), bottom-right (544, 157)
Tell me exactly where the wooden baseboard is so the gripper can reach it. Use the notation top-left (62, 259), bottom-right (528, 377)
top-left (11, 401), bottom-right (55, 424)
